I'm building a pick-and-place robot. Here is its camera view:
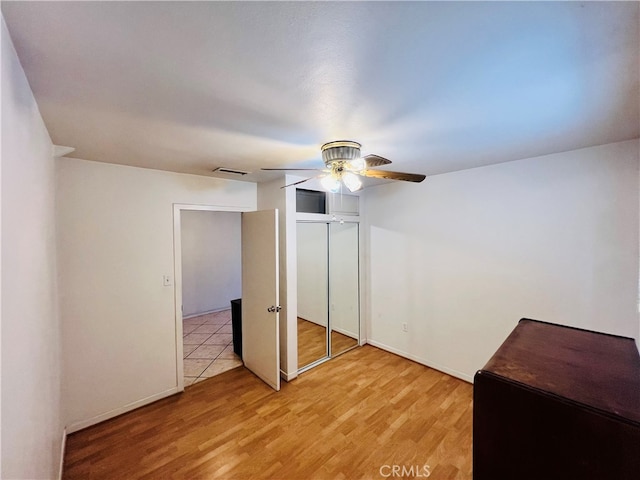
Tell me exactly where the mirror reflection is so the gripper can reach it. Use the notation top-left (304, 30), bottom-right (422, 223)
top-left (329, 222), bottom-right (359, 356)
top-left (297, 221), bottom-right (360, 371)
top-left (297, 222), bottom-right (328, 368)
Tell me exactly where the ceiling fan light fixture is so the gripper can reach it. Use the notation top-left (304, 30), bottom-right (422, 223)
top-left (264, 139), bottom-right (425, 189)
top-left (343, 172), bottom-right (363, 192)
top-left (347, 157), bottom-right (366, 172)
top-left (321, 140), bottom-right (361, 164)
top-left (320, 175), bottom-right (341, 193)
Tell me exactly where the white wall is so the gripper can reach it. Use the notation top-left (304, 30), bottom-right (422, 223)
top-left (364, 140), bottom-right (640, 382)
top-left (1, 17), bottom-right (63, 479)
top-left (181, 210), bottom-right (241, 317)
top-left (57, 158), bottom-right (256, 431)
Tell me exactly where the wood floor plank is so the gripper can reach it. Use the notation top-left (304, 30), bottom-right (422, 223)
top-left (63, 345), bottom-right (473, 479)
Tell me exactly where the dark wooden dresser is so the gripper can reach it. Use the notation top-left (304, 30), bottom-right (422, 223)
top-left (473, 319), bottom-right (640, 480)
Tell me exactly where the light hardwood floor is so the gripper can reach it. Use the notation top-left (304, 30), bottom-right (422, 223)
top-left (63, 345), bottom-right (473, 479)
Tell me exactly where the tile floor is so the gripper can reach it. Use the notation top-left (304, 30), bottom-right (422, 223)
top-left (183, 309), bottom-right (243, 387)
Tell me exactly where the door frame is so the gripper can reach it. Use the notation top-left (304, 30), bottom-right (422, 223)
top-left (173, 203), bottom-right (253, 391)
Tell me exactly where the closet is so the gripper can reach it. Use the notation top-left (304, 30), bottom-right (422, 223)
top-left (296, 189), bottom-right (360, 372)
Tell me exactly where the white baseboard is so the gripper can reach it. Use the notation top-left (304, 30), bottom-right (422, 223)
top-left (280, 369), bottom-right (298, 382)
top-left (66, 387), bottom-right (181, 434)
top-left (298, 319), bottom-right (359, 340)
top-left (331, 326), bottom-right (358, 339)
top-left (364, 339), bottom-right (474, 384)
top-left (182, 307), bottom-right (229, 319)
top-left (58, 427), bottom-right (67, 480)
top-left (297, 316), bottom-right (326, 328)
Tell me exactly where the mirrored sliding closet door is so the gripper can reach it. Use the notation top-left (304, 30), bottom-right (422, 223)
top-left (328, 222), bottom-right (359, 357)
top-left (296, 222), bottom-right (329, 368)
top-left (297, 221), bottom-right (360, 371)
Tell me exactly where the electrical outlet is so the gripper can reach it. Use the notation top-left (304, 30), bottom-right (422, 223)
top-left (402, 323), bottom-right (408, 332)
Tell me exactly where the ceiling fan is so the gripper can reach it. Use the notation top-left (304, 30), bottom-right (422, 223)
top-left (262, 140), bottom-right (426, 192)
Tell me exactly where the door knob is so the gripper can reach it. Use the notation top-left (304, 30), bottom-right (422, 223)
top-left (267, 305), bottom-right (282, 313)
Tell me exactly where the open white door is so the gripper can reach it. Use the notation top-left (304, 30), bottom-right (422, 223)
top-left (241, 209), bottom-right (280, 391)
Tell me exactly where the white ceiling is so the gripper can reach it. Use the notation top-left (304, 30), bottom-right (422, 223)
top-left (2, 1), bottom-right (639, 183)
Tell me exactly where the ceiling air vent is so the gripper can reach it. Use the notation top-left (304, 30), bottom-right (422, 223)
top-left (213, 167), bottom-right (251, 176)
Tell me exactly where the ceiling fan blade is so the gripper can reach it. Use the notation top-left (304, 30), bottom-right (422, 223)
top-left (360, 169), bottom-right (426, 183)
top-left (280, 177), bottom-right (315, 189)
top-left (363, 154), bottom-right (392, 167)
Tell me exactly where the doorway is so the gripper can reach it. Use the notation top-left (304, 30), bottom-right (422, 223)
top-left (174, 205), bottom-right (281, 392)
top-left (173, 205), bottom-right (246, 389)
top-left (181, 209), bottom-right (242, 386)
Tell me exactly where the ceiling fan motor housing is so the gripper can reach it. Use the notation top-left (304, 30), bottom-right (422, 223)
top-left (321, 140), bottom-right (361, 165)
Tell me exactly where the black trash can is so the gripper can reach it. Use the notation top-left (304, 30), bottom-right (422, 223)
top-left (230, 298), bottom-right (242, 359)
